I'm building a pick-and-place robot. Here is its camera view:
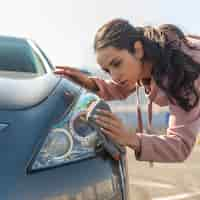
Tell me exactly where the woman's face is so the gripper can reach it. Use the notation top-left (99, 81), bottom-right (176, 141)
top-left (96, 46), bottom-right (148, 90)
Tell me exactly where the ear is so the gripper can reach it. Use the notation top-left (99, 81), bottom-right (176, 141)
top-left (133, 40), bottom-right (144, 60)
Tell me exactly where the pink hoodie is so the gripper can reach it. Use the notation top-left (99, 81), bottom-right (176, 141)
top-left (89, 37), bottom-right (200, 163)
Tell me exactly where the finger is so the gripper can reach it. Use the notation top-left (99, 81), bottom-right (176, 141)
top-left (100, 128), bottom-right (120, 143)
top-left (56, 66), bottom-right (81, 73)
top-left (100, 127), bottom-right (115, 138)
top-left (54, 68), bottom-right (74, 76)
top-left (54, 70), bottom-right (68, 76)
top-left (96, 109), bottom-right (118, 121)
top-left (56, 66), bottom-right (74, 70)
top-left (55, 67), bottom-right (72, 73)
top-left (95, 119), bottom-right (120, 134)
top-left (56, 66), bottom-right (76, 73)
top-left (95, 115), bottom-right (119, 129)
top-left (56, 66), bottom-right (66, 69)
top-left (54, 69), bottom-right (68, 74)
top-left (54, 68), bottom-right (65, 73)
top-left (95, 118), bottom-right (113, 131)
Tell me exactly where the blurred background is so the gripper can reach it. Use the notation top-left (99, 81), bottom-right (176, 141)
top-left (2, 0), bottom-right (200, 199)
top-left (1, 0), bottom-right (200, 68)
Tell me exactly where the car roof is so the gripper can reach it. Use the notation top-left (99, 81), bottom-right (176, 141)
top-left (0, 35), bottom-right (28, 42)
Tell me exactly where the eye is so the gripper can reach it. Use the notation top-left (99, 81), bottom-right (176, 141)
top-left (112, 60), bottom-right (122, 67)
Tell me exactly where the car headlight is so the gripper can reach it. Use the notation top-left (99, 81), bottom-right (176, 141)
top-left (28, 92), bottom-right (103, 172)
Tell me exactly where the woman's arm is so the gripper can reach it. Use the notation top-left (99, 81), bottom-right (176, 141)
top-left (187, 34), bottom-right (200, 40)
top-left (134, 100), bottom-right (200, 162)
top-left (55, 66), bottom-right (99, 92)
top-left (55, 66), bottom-right (135, 101)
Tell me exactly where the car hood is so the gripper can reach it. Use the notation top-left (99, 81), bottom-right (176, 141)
top-left (0, 71), bottom-right (60, 110)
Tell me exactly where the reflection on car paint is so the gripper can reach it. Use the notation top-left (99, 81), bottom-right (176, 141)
top-left (44, 174), bottom-right (121, 200)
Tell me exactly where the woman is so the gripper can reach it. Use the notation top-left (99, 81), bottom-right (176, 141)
top-left (55, 19), bottom-right (200, 163)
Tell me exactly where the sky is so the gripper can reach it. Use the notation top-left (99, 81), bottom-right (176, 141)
top-left (0, 0), bottom-right (199, 71)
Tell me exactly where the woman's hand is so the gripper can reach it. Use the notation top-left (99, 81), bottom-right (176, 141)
top-left (54, 66), bottom-right (98, 92)
top-left (94, 109), bottom-right (139, 149)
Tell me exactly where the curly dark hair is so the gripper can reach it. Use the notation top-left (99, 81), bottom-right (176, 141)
top-left (94, 19), bottom-right (200, 112)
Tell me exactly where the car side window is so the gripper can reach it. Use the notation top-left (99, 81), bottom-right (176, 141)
top-left (0, 39), bottom-right (37, 74)
top-left (0, 37), bottom-right (52, 76)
